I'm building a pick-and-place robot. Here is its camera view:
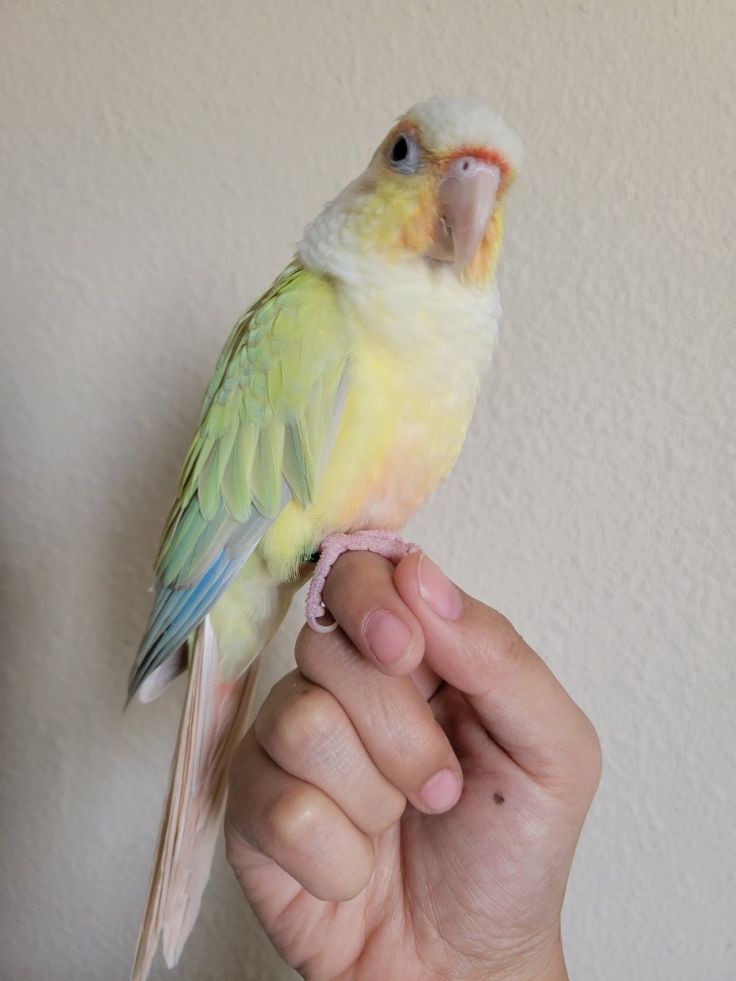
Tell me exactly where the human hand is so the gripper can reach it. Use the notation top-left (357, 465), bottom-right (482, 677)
top-left (225, 551), bottom-right (601, 980)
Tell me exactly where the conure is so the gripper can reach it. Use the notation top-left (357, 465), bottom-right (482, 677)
top-left (130, 96), bottom-right (522, 980)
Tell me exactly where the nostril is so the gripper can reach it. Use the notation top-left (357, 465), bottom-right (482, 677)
top-left (455, 156), bottom-right (478, 176)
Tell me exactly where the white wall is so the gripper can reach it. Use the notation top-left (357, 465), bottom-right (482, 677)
top-left (1, 2), bottom-right (734, 979)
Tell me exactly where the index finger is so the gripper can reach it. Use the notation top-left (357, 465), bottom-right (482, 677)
top-left (320, 551), bottom-right (426, 678)
top-left (393, 551), bottom-right (601, 790)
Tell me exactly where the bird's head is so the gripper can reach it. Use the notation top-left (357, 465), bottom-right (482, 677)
top-left (304, 97), bottom-right (523, 287)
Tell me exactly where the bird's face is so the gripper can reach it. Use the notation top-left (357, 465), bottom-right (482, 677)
top-left (350, 97), bottom-right (522, 285)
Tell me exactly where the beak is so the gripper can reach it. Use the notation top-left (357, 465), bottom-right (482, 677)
top-left (427, 156), bottom-right (500, 270)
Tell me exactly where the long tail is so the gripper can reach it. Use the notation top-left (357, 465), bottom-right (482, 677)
top-left (130, 617), bottom-right (260, 981)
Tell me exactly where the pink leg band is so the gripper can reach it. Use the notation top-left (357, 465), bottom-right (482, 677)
top-left (305, 530), bottom-right (417, 633)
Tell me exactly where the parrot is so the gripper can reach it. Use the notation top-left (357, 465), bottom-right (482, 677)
top-left (129, 96), bottom-right (522, 980)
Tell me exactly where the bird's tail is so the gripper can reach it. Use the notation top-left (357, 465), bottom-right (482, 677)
top-left (130, 616), bottom-right (259, 981)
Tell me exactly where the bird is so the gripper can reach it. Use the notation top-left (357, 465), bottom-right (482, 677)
top-left (129, 95), bottom-right (522, 980)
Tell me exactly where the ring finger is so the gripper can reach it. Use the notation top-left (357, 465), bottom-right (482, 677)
top-left (254, 670), bottom-right (406, 836)
top-left (226, 729), bottom-right (375, 902)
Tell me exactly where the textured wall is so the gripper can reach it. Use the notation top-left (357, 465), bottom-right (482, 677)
top-left (1, 2), bottom-right (734, 979)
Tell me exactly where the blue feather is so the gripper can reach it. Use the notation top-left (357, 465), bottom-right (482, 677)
top-left (130, 551), bottom-right (237, 695)
top-left (129, 494), bottom-right (277, 698)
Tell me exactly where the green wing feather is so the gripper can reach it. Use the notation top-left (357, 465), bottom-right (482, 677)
top-left (155, 261), bottom-right (348, 592)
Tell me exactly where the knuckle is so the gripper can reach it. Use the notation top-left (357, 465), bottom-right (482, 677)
top-left (264, 687), bottom-right (341, 767)
top-left (466, 605), bottom-right (525, 666)
top-left (490, 612), bottom-right (525, 664)
top-left (471, 611), bottom-right (531, 688)
top-left (266, 784), bottom-right (325, 852)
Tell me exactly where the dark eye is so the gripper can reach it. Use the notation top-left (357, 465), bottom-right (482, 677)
top-left (390, 135), bottom-right (409, 162)
top-left (387, 133), bottom-right (419, 174)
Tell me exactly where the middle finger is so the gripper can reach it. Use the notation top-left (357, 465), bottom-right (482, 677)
top-left (295, 625), bottom-right (463, 814)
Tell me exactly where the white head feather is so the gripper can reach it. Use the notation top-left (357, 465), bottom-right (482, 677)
top-left (402, 96), bottom-right (523, 171)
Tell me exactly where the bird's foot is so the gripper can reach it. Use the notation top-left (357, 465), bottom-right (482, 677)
top-left (305, 530), bottom-right (417, 633)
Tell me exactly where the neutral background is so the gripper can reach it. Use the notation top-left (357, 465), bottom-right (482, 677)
top-left (2, 2), bottom-right (734, 979)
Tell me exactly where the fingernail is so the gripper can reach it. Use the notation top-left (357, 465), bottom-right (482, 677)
top-left (417, 554), bottom-right (463, 620)
top-left (419, 768), bottom-right (461, 812)
top-left (364, 610), bottom-right (414, 665)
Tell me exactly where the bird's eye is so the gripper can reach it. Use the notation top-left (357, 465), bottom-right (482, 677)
top-left (390, 136), bottom-right (409, 162)
top-left (387, 133), bottom-right (419, 174)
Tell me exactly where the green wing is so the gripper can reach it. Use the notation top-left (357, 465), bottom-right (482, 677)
top-left (130, 262), bottom-right (348, 695)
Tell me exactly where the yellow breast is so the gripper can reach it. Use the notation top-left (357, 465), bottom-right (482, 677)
top-left (316, 337), bottom-right (475, 530)
top-left (259, 262), bottom-right (498, 584)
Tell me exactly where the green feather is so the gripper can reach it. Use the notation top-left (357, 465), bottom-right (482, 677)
top-left (221, 426), bottom-right (254, 522)
top-left (251, 422), bottom-right (285, 517)
top-left (155, 261), bottom-right (348, 592)
top-left (283, 417), bottom-right (312, 505)
top-left (158, 500), bottom-right (204, 584)
top-left (178, 505), bottom-right (235, 585)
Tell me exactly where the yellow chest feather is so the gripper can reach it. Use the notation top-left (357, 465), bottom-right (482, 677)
top-left (317, 339), bottom-right (475, 529)
top-left (259, 258), bottom-right (501, 580)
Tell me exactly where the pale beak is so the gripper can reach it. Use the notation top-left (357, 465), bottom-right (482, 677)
top-left (427, 156), bottom-right (500, 270)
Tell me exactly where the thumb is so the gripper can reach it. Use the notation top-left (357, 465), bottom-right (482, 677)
top-left (393, 552), bottom-right (601, 791)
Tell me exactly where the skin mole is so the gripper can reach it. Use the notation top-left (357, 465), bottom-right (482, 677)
top-left (493, 791), bottom-right (505, 806)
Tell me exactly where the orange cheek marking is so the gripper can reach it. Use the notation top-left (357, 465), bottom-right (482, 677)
top-left (396, 207), bottom-right (436, 253)
top-left (394, 185), bottom-right (437, 254)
